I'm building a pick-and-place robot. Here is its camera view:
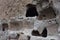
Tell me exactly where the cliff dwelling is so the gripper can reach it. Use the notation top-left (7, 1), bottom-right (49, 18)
top-left (0, 0), bottom-right (59, 40)
top-left (26, 4), bottom-right (38, 17)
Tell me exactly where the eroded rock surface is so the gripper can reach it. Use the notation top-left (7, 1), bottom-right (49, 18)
top-left (0, 0), bottom-right (59, 40)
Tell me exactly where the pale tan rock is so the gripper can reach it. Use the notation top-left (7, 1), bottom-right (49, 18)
top-left (0, 0), bottom-right (32, 19)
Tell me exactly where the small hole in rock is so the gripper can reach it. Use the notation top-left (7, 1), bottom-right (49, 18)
top-left (2, 23), bottom-right (8, 31)
top-left (40, 27), bottom-right (47, 37)
top-left (26, 4), bottom-right (38, 17)
top-left (32, 30), bottom-right (40, 36)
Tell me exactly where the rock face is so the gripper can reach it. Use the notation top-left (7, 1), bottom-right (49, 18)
top-left (0, 0), bottom-right (32, 19)
top-left (0, 0), bottom-right (60, 40)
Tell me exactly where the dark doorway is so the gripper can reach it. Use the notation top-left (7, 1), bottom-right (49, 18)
top-left (32, 30), bottom-right (40, 36)
top-left (26, 4), bottom-right (38, 17)
top-left (31, 27), bottom-right (47, 37)
top-left (2, 23), bottom-right (8, 31)
top-left (40, 27), bottom-right (47, 37)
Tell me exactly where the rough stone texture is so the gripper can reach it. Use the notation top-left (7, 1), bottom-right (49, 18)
top-left (9, 17), bottom-right (34, 30)
top-left (0, 0), bottom-right (32, 19)
top-left (0, 0), bottom-right (59, 40)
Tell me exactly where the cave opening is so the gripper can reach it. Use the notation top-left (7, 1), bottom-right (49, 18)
top-left (26, 4), bottom-right (38, 17)
top-left (2, 23), bottom-right (8, 31)
top-left (32, 27), bottom-right (47, 37)
top-left (40, 27), bottom-right (47, 37)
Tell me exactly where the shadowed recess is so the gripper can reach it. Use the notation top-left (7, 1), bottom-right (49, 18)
top-left (26, 4), bottom-right (38, 17)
